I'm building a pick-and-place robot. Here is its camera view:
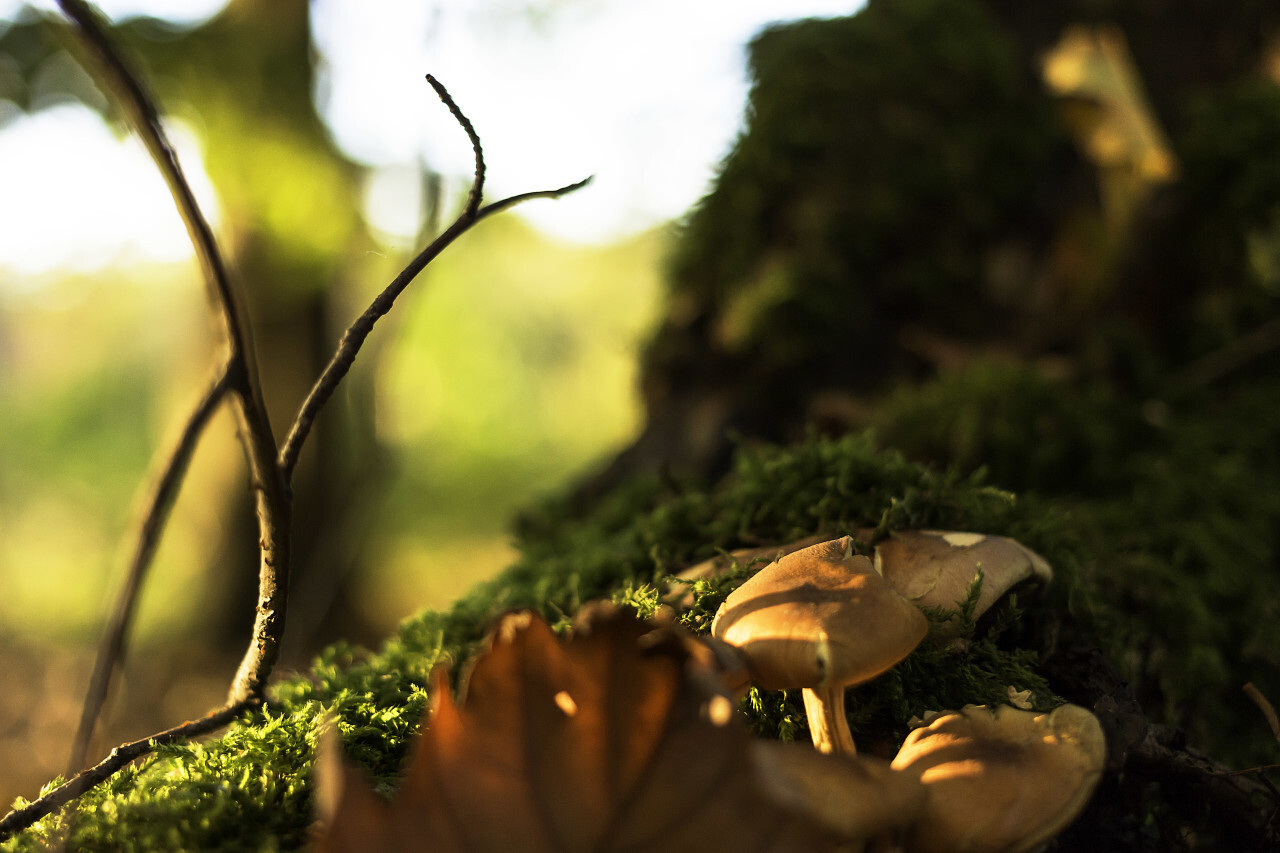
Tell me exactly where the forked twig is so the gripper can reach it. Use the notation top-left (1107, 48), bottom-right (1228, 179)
top-left (276, 75), bottom-right (589, 481)
top-left (67, 364), bottom-right (234, 776)
top-left (53, 0), bottom-right (286, 705)
top-left (426, 74), bottom-right (485, 221)
top-left (278, 74), bottom-right (592, 481)
top-left (0, 0), bottom-right (284, 840)
top-left (1, 1), bottom-right (590, 842)
top-left (276, 72), bottom-right (485, 482)
top-left (277, 171), bottom-right (591, 481)
top-left (52, 0), bottom-right (292, 711)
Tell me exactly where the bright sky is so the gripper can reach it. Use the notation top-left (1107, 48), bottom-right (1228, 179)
top-left (0, 0), bottom-right (858, 274)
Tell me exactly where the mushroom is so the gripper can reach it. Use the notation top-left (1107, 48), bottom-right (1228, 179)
top-left (666, 534), bottom-right (830, 609)
top-left (710, 536), bottom-right (928, 754)
top-left (751, 739), bottom-right (926, 850)
top-left (889, 703), bottom-right (1106, 853)
top-left (669, 530), bottom-right (1052, 630)
top-left (860, 529), bottom-right (1053, 635)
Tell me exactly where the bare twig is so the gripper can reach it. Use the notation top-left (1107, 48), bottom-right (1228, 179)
top-left (476, 176), bottom-right (594, 221)
top-left (277, 82), bottom-right (589, 480)
top-left (55, 0), bottom-right (290, 710)
top-left (425, 74), bottom-right (484, 220)
top-left (68, 364), bottom-right (234, 775)
top-left (1245, 682), bottom-right (1280, 747)
top-left (0, 701), bottom-right (250, 840)
top-left (1211, 764), bottom-right (1280, 777)
top-left (26, 0), bottom-right (287, 833)
top-left (1180, 314), bottom-right (1280, 387)
top-left (277, 176), bottom-right (588, 481)
top-left (55, 0), bottom-right (251, 364)
top-left (2, 2), bottom-right (590, 842)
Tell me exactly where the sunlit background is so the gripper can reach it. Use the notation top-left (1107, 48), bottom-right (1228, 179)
top-left (0, 0), bottom-right (858, 805)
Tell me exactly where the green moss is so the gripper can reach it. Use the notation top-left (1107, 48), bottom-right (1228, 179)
top-left (1177, 82), bottom-right (1280, 297)
top-left (4, 432), bottom-right (1077, 850)
top-left (872, 360), bottom-right (1280, 766)
top-left (650, 0), bottom-right (1063, 390)
top-left (16, 399), bottom-right (1267, 845)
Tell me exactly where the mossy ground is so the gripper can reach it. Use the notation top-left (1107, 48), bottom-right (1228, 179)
top-left (5, 432), bottom-right (1087, 851)
top-left (6, 385), bottom-right (1277, 849)
top-left (872, 360), bottom-right (1280, 768)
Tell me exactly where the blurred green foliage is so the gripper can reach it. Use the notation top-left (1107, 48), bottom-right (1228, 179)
top-left (0, 269), bottom-right (211, 637)
top-left (0, 1), bottom-right (666, 646)
top-left (358, 216), bottom-right (666, 622)
top-left (0, 220), bottom-right (665, 638)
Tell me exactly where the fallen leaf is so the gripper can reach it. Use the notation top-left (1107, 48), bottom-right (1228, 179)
top-left (314, 605), bottom-right (839, 852)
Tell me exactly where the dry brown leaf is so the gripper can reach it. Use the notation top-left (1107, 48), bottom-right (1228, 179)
top-left (314, 606), bottom-right (840, 852)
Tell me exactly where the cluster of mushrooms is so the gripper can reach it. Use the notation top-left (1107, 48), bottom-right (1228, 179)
top-left (676, 533), bottom-right (1105, 853)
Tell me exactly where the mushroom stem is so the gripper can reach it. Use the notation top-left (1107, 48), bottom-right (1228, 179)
top-left (803, 686), bottom-right (856, 754)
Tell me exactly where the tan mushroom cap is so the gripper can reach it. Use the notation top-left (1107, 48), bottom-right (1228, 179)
top-left (667, 534), bottom-right (829, 609)
top-left (710, 536), bottom-right (929, 691)
top-left (751, 740), bottom-right (927, 847)
top-left (675, 535), bottom-right (830, 585)
top-left (890, 703), bottom-right (1106, 853)
top-left (863, 529), bottom-right (1052, 623)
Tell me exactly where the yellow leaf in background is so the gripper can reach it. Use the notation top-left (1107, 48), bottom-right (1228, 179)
top-left (1042, 25), bottom-right (1178, 228)
top-left (312, 607), bottom-right (841, 853)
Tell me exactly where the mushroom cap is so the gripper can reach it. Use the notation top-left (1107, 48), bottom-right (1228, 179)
top-left (890, 703), bottom-right (1106, 853)
top-left (751, 739), bottom-right (927, 844)
top-left (864, 529), bottom-right (1052, 622)
top-left (710, 537), bottom-right (929, 690)
top-left (667, 535), bottom-right (829, 609)
top-left (674, 535), bottom-right (831, 585)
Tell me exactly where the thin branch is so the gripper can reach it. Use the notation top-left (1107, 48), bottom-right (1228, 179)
top-left (476, 176), bottom-right (594, 221)
top-left (1211, 764), bottom-right (1280, 777)
top-left (55, 0), bottom-right (290, 709)
top-left (425, 74), bottom-right (484, 220)
top-left (53, 0), bottom-right (288, 797)
top-left (1130, 721), bottom-right (1278, 844)
top-left (55, 0), bottom-right (250, 366)
top-left (0, 701), bottom-right (251, 841)
top-left (1180, 314), bottom-right (1280, 387)
top-left (224, 387), bottom-right (292, 705)
top-left (68, 365), bottom-right (233, 776)
top-left (12, 4), bottom-right (588, 839)
top-left (1245, 682), bottom-right (1280, 747)
top-left (277, 80), bottom-right (590, 481)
